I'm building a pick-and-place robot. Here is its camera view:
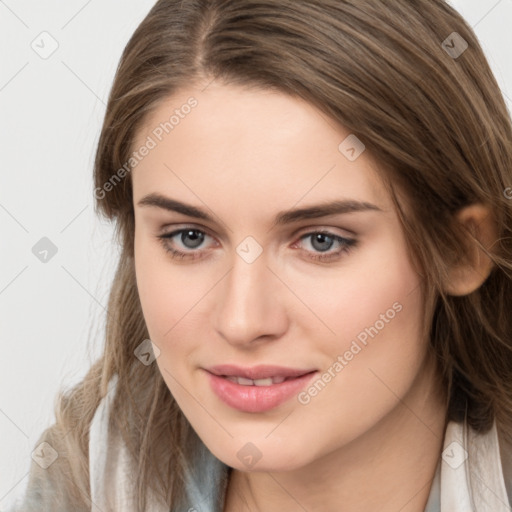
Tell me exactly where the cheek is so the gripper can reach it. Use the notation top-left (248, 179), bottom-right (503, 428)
top-left (292, 236), bottom-right (426, 436)
top-left (134, 232), bottom-right (222, 402)
top-left (134, 241), bottom-right (199, 405)
top-left (134, 231), bottom-right (208, 341)
top-left (291, 230), bottom-right (425, 386)
top-left (285, 229), bottom-right (422, 355)
top-left (295, 291), bottom-right (425, 457)
top-left (134, 236), bottom-right (171, 340)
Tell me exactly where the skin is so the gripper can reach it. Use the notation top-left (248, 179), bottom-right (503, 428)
top-left (130, 80), bottom-right (490, 511)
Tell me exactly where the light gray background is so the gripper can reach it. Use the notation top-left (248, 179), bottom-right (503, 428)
top-left (1, 0), bottom-right (511, 507)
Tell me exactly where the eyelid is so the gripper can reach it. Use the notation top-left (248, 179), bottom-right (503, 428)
top-left (160, 223), bottom-right (217, 240)
top-left (161, 226), bottom-right (219, 249)
top-left (160, 224), bottom-right (355, 245)
top-left (158, 224), bottom-right (357, 263)
top-left (293, 224), bottom-right (357, 239)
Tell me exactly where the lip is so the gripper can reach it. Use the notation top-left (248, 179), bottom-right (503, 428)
top-left (205, 365), bottom-right (317, 413)
top-left (207, 364), bottom-right (315, 380)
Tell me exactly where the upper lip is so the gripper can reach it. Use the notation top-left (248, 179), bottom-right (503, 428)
top-left (206, 364), bottom-right (316, 380)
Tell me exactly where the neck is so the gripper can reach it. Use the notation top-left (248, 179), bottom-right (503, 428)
top-left (224, 358), bottom-right (447, 512)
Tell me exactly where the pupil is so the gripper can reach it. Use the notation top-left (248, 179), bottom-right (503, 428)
top-left (311, 233), bottom-right (333, 252)
top-left (179, 232), bottom-right (334, 251)
top-left (182, 230), bottom-right (204, 249)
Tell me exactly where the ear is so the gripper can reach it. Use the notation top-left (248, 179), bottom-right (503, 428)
top-left (444, 203), bottom-right (498, 296)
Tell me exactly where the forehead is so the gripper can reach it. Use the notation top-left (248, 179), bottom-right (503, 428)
top-left (131, 82), bottom-right (389, 219)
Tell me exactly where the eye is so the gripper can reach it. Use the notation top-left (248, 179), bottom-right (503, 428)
top-left (156, 227), bottom-right (357, 263)
top-left (294, 230), bottom-right (357, 262)
top-left (157, 228), bottom-right (216, 260)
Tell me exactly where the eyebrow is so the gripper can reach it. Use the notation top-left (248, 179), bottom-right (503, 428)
top-left (137, 193), bottom-right (382, 227)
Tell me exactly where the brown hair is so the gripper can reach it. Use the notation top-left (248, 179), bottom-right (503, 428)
top-left (26, 0), bottom-right (512, 509)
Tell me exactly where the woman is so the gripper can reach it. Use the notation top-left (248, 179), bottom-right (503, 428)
top-left (12, 0), bottom-right (512, 510)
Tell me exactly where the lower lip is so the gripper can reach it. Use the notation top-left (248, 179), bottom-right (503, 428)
top-left (206, 371), bottom-right (317, 413)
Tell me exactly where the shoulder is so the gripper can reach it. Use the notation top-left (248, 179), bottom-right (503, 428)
top-left (497, 424), bottom-right (512, 506)
top-left (88, 375), bottom-right (173, 511)
top-left (7, 423), bottom-right (90, 512)
top-left (7, 375), bottom-right (110, 512)
top-left (445, 419), bottom-right (512, 511)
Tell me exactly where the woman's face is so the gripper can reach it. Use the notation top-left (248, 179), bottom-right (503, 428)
top-left (132, 81), bottom-right (435, 471)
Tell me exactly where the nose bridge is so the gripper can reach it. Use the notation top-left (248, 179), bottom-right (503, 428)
top-left (215, 246), bottom-right (286, 345)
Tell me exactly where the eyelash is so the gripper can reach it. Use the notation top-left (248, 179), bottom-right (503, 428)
top-left (156, 227), bottom-right (357, 263)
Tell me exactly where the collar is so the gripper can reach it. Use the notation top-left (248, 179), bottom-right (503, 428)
top-left (89, 378), bottom-right (512, 512)
top-left (436, 419), bottom-right (511, 511)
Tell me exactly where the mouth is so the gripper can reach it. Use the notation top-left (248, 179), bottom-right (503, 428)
top-left (204, 364), bottom-right (317, 413)
top-left (207, 364), bottom-right (315, 380)
top-left (223, 375), bottom-right (291, 386)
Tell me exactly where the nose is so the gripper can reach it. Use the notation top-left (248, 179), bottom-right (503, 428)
top-left (214, 249), bottom-right (289, 348)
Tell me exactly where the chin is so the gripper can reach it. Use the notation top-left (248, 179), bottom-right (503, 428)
top-left (203, 434), bottom-right (316, 473)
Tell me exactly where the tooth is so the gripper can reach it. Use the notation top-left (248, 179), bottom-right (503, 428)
top-left (237, 377), bottom-right (255, 386)
top-left (230, 376), bottom-right (285, 386)
top-left (253, 378), bottom-right (274, 386)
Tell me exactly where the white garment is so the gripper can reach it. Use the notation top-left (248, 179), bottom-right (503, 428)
top-left (89, 376), bottom-right (512, 512)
